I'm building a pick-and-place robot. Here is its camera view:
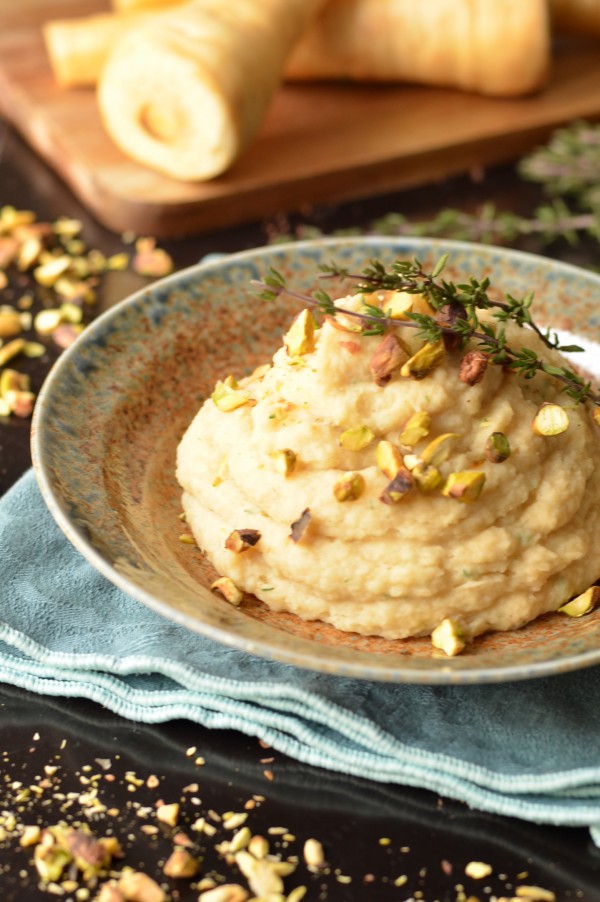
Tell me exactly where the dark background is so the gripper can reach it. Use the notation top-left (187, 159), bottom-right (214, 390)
top-left (1, 119), bottom-right (600, 901)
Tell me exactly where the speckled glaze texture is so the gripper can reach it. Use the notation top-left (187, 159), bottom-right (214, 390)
top-left (31, 237), bottom-right (600, 683)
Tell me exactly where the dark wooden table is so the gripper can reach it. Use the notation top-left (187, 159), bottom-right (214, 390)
top-left (1, 120), bottom-right (600, 902)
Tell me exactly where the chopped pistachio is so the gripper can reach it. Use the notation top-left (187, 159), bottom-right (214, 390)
top-left (224, 529), bottom-right (261, 554)
top-left (33, 255), bottom-right (72, 287)
top-left (162, 848), bottom-right (200, 878)
top-left (53, 216), bottom-right (83, 239)
top-left (369, 333), bottom-right (409, 386)
top-left (411, 462), bottom-right (442, 492)
top-left (376, 440), bottom-right (403, 480)
top-left (0, 309), bottom-right (23, 339)
top-left (486, 431), bottom-right (511, 463)
top-left (532, 403), bottom-right (569, 436)
top-left (459, 350), bottom-right (489, 386)
top-left (558, 586), bottom-right (600, 617)
top-left (34, 308), bottom-right (63, 335)
top-left (96, 883), bottom-right (124, 902)
top-left (340, 425), bottom-right (375, 451)
top-left (1, 206), bottom-right (36, 230)
top-left (381, 290), bottom-right (414, 320)
top-left (222, 811), bottom-right (248, 830)
top-left (465, 861), bottom-right (493, 879)
top-left (4, 388), bottom-right (35, 418)
top-left (402, 453), bottom-right (421, 471)
top-left (54, 276), bottom-right (96, 304)
top-left (431, 618), bottom-right (466, 656)
top-left (23, 341), bottom-right (46, 357)
top-left (132, 237), bottom-right (173, 277)
top-left (283, 309), bottom-right (316, 357)
top-left (156, 802), bottom-right (180, 827)
top-left (421, 432), bottom-right (461, 466)
top-left (211, 458), bottom-right (229, 490)
top-left (247, 835), bottom-right (269, 858)
top-left (270, 448), bottom-right (297, 476)
top-left (303, 838), bottom-right (325, 868)
top-left (333, 472), bottom-right (365, 502)
top-left (210, 577), bottom-right (243, 606)
top-left (442, 470), bottom-right (486, 503)
top-left (64, 239), bottom-right (86, 257)
top-left (198, 884), bottom-right (249, 902)
top-left (287, 888), bottom-right (308, 902)
top-left (20, 825), bottom-right (42, 847)
top-left (290, 507), bottom-right (312, 543)
top-left (211, 380), bottom-right (253, 412)
top-left (178, 534), bottom-right (195, 544)
top-left (399, 410), bottom-right (431, 447)
top-left (400, 340), bottom-right (444, 379)
top-left (118, 871), bottom-right (166, 902)
top-left (380, 468), bottom-right (414, 504)
top-left (514, 886), bottom-right (556, 901)
top-left (0, 398), bottom-right (12, 416)
top-left (59, 301), bottom-right (83, 324)
top-left (53, 323), bottom-right (84, 349)
top-left (235, 849), bottom-right (283, 897)
top-left (229, 826), bottom-right (251, 852)
top-left (0, 368), bottom-right (29, 398)
top-left (34, 838), bottom-right (72, 883)
top-left (106, 252), bottom-right (129, 271)
top-left (17, 235), bottom-right (43, 270)
top-left (0, 337), bottom-right (26, 366)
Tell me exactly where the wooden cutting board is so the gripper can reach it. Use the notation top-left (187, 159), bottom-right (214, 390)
top-left (2, 1), bottom-right (600, 238)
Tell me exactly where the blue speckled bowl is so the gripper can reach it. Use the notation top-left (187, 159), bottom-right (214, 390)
top-left (31, 237), bottom-right (600, 683)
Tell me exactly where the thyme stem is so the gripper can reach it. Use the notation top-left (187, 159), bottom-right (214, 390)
top-left (250, 253), bottom-right (600, 408)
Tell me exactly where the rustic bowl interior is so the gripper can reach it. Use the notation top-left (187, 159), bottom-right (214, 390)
top-left (31, 237), bottom-right (600, 683)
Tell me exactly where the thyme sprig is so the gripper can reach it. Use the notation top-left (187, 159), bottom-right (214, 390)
top-left (252, 256), bottom-right (600, 407)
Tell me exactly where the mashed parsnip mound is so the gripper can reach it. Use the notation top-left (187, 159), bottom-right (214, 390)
top-left (176, 290), bottom-right (600, 642)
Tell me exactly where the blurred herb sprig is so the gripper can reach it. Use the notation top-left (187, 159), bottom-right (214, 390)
top-left (270, 120), bottom-right (600, 248)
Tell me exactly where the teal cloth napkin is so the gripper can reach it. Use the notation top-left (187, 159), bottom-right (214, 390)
top-left (3, 470), bottom-right (600, 844)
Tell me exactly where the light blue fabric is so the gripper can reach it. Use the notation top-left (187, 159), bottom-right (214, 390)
top-left (3, 470), bottom-right (600, 843)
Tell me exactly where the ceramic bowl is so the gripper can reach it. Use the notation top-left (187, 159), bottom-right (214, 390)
top-left (31, 237), bottom-right (600, 683)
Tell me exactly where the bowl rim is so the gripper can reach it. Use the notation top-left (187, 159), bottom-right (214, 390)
top-left (30, 235), bottom-right (600, 684)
